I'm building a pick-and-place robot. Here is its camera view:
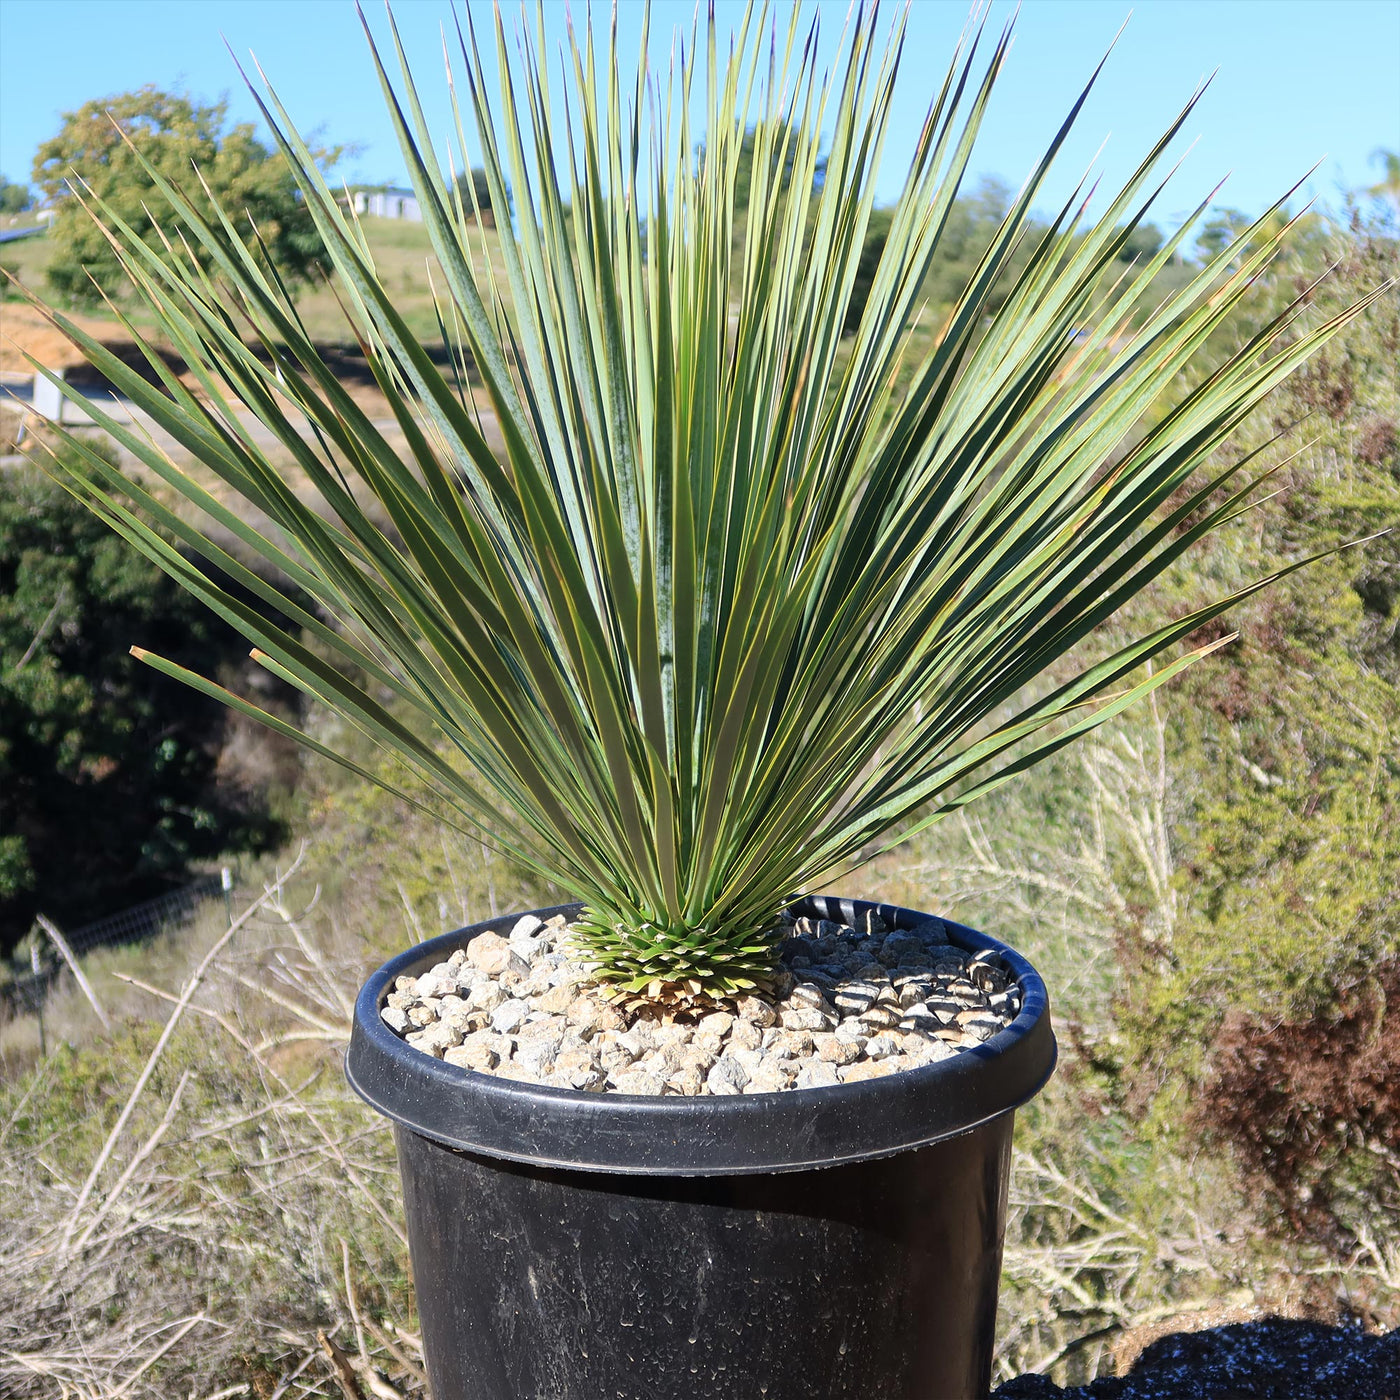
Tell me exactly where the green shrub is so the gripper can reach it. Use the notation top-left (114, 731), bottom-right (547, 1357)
top-left (0, 444), bottom-right (288, 948)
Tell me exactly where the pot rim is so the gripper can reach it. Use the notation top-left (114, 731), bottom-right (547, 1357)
top-left (345, 896), bottom-right (1056, 1176)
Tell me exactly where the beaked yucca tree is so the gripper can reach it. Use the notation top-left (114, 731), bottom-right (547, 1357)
top-left (23, 2), bottom-right (1386, 998)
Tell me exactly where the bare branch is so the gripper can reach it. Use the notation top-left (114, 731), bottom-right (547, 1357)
top-left (36, 914), bottom-right (112, 1033)
top-left (60, 849), bottom-right (305, 1256)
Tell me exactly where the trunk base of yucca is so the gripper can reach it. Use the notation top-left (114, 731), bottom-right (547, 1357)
top-left (347, 898), bottom-right (1057, 1400)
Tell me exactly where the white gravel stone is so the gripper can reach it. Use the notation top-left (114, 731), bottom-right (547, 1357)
top-left (906, 1033), bottom-right (957, 1066)
top-left (612, 1067), bottom-right (667, 1095)
top-left (706, 1055), bottom-right (750, 1094)
top-left (833, 981), bottom-right (880, 1016)
top-left (833, 1021), bottom-right (869, 1050)
top-left (464, 980), bottom-right (501, 1012)
top-left (779, 1005), bottom-right (834, 1032)
top-left (617, 1023), bottom-right (658, 1059)
top-left (490, 998), bottom-right (531, 1035)
top-left (901, 1004), bottom-right (942, 1033)
top-left (962, 1015), bottom-right (1003, 1042)
top-left (516, 1036), bottom-right (561, 1076)
top-left (509, 914), bottom-right (545, 942)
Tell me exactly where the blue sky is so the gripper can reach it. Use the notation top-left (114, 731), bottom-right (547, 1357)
top-left (1, 1), bottom-right (1397, 228)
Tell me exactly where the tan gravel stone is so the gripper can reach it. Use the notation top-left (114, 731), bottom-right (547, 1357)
top-left (839, 1059), bottom-right (900, 1083)
top-left (565, 994), bottom-right (624, 1034)
top-left (733, 995), bottom-right (777, 1028)
top-left (467, 932), bottom-right (531, 977)
top-left (744, 1061), bottom-right (797, 1093)
top-left (814, 1033), bottom-right (862, 1066)
top-left (667, 1065), bottom-right (706, 1096)
top-left (857, 1005), bottom-right (901, 1031)
top-left (677, 1044), bottom-right (718, 1076)
top-left (534, 984), bottom-right (576, 1015)
top-left (728, 1019), bottom-right (763, 1051)
top-left (767, 1029), bottom-right (815, 1059)
top-left (444, 1040), bottom-right (499, 1072)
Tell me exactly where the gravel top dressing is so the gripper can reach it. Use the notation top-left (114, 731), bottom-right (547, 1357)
top-left (379, 909), bottom-right (1022, 1095)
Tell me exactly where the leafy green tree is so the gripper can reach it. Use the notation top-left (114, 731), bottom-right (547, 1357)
top-left (729, 120), bottom-right (826, 212)
top-left (842, 206), bottom-right (893, 336)
top-left (917, 177), bottom-right (1045, 317)
top-left (453, 167), bottom-right (502, 223)
top-left (31, 86), bottom-right (333, 304)
top-left (0, 447), bottom-right (288, 951)
top-left (1366, 148), bottom-right (1400, 209)
top-left (0, 176), bottom-right (30, 215)
top-left (1118, 221), bottom-right (1164, 264)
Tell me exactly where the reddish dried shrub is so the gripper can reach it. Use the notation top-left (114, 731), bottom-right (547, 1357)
top-left (1354, 415), bottom-right (1397, 468)
top-left (1200, 956), bottom-right (1400, 1247)
top-left (1290, 351), bottom-right (1357, 421)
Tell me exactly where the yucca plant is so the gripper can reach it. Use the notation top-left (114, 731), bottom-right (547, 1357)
top-left (25, 2), bottom-right (1382, 999)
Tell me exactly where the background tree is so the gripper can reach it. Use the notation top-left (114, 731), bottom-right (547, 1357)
top-left (31, 86), bottom-right (333, 304)
top-left (842, 206), bottom-right (893, 337)
top-left (453, 166), bottom-right (500, 225)
top-left (1366, 148), bottom-right (1400, 209)
top-left (918, 176), bottom-right (1043, 315)
top-left (0, 176), bottom-right (30, 215)
top-left (730, 119), bottom-right (826, 212)
top-left (0, 445), bottom-right (290, 952)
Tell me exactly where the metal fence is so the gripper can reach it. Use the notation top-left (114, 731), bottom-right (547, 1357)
top-left (64, 874), bottom-right (226, 955)
top-left (2, 873), bottom-right (230, 1018)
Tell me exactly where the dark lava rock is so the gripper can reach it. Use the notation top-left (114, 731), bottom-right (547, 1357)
top-left (993, 1317), bottom-right (1399, 1400)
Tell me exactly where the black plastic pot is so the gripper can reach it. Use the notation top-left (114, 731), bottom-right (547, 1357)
top-left (347, 897), bottom-right (1056, 1400)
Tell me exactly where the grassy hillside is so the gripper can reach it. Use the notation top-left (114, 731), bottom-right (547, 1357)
top-left (284, 214), bottom-right (513, 345)
top-left (3, 215), bottom-right (497, 347)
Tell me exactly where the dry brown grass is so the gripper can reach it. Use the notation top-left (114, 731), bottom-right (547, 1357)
top-left (0, 847), bottom-right (436, 1399)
